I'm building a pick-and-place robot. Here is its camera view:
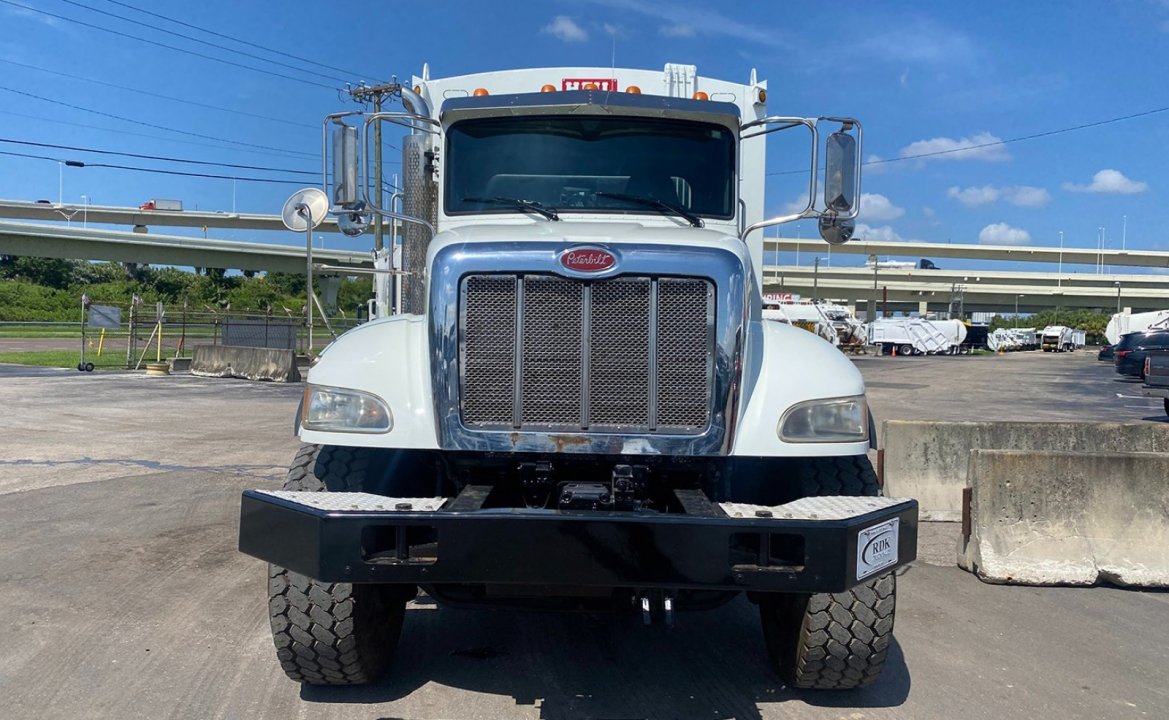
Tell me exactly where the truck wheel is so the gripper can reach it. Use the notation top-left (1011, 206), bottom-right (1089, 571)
top-left (898, 344), bottom-right (912, 356)
top-left (1164, 398), bottom-right (1169, 417)
top-left (793, 454), bottom-right (879, 497)
top-left (759, 573), bottom-right (896, 689)
top-left (267, 444), bottom-right (411, 685)
top-left (757, 454), bottom-right (892, 688)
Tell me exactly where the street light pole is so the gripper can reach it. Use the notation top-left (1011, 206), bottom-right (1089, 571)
top-left (1058, 230), bottom-right (1063, 289)
top-left (1116, 281), bottom-right (1122, 313)
top-left (1015, 294), bottom-right (1022, 328)
top-left (868, 254), bottom-right (879, 321)
top-left (813, 256), bottom-right (821, 301)
top-left (81, 194), bottom-right (89, 229)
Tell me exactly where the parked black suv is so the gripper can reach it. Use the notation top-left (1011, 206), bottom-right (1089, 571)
top-left (1114, 330), bottom-right (1169, 377)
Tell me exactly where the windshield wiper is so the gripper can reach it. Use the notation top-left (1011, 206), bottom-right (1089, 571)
top-left (462, 196), bottom-right (560, 221)
top-left (594, 191), bottom-right (704, 228)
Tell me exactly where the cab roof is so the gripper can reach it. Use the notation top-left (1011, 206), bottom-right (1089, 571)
top-left (440, 90), bottom-right (741, 120)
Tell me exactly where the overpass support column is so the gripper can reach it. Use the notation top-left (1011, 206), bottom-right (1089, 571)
top-left (919, 300), bottom-right (929, 316)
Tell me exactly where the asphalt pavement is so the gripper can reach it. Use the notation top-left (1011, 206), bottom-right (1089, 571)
top-left (0, 351), bottom-right (1165, 719)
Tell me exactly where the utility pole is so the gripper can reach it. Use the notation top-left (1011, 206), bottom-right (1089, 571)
top-left (347, 82), bottom-right (400, 253)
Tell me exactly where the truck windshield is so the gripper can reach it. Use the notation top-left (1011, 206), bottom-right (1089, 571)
top-left (445, 115), bottom-right (736, 220)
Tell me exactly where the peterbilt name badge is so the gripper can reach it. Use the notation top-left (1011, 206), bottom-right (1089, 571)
top-left (560, 248), bottom-right (616, 272)
top-left (856, 518), bottom-right (899, 580)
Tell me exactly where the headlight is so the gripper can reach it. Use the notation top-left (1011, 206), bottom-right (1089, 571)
top-left (302, 385), bottom-right (392, 433)
top-left (778, 396), bottom-right (867, 443)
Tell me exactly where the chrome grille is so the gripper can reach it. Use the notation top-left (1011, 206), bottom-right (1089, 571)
top-left (589, 278), bottom-right (651, 429)
top-left (460, 273), bottom-right (713, 433)
top-left (656, 278), bottom-right (714, 429)
top-left (520, 277), bottom-right (583, 425)
top-left (461, 276), bottom-right (517, 425)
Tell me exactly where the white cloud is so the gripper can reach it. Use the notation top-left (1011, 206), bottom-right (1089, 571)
top-left (855, 19), bottom-right (977, 67)
top-left (922, 207), bottom-right (936, 218)
top-left (859, 193), bottom-right (904, 221)
top-left (899, 132), bottom-right (1011, 162)
top-left (780, 193), bottom-right (810, 215)
top-left (863, 153), bottom-right (892, 175)
top-left (582, 0), bottom-right (783, 46)
top-left (542, 16), bottom-right (588, 42)
top-left (978, 222), bottom-right (1031, 245)
top-left (947, 185), bottom-right (999, 206)
top-left (1, 5), bottom-right (63, 28)
top-left (660, 23), bottom-right (695, 37)
top-left (602, 22), bottom-right (630, 38)
top-left (854, 223), bottom-right (905, 242)
top-left (1002, 186), bottom-right (1051, 207)
top-left (1061, 169), bottom-right (1148, 194)
top-left (946, 184), bottom-right (1051, 207)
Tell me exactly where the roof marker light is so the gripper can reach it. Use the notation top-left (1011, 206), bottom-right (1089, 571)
top-left (541, 84), bottom-right (556, 92)
top-left (473, 88), bottom-right (489, 96)
top-left (692, 91), bottom-right (709, 101)
top-left (583, 82), bottom-right (599, 90)
top-left (626, 85), bottom-right (641, 94)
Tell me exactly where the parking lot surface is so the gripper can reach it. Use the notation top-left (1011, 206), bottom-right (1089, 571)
top-left (1, 352), bottom-right (1166, 719)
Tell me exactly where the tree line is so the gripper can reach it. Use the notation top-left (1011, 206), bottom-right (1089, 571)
top-left (0, 256), bottom-right (371, 322)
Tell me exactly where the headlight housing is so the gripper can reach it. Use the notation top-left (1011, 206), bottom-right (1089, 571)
top-left (302, 385), bottom-right (392, 433)
top-left (778, 395), bottom-right (868, 443)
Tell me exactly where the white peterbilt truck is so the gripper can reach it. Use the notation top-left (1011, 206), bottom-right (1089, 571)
top-left (239, 63), bottom-right (917, 690)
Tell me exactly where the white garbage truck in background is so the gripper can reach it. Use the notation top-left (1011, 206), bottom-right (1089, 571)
top-left (238, 63), bottom-right (916, 690)
top-left (1041, 325), bottom-right (1076, 352)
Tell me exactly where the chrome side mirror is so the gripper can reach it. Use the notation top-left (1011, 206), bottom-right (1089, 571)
top-left (819, 215), bottom-right (854, 246)
top-left (331, 123), bottom-right (362, 209)
top-left (824, 129), bottom-right (857, 214)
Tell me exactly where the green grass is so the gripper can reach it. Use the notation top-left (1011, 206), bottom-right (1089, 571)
top-left (0, 349), bottom-right (128, 369)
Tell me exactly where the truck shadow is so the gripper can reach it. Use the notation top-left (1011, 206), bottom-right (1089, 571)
top-left (300, 595), bottom-right (911, 719)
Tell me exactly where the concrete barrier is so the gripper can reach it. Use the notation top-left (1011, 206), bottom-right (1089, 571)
top-left (189, 345), bottom-right (301, 383)
top-left (882, 421), bottom-right (1169, 520)
top-left (958, 449), bottom-right (1169, 587)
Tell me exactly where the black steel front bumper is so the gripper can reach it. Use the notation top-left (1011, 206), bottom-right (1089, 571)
top-left (239, 487), bottom-right (917, 594)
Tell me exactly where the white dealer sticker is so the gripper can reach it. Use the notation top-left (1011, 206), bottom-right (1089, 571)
top-left (857, 517), bottom-right (899, 580)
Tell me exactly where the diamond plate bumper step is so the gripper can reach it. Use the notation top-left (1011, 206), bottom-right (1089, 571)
top-left (239, 486), bottom-right (917, 592)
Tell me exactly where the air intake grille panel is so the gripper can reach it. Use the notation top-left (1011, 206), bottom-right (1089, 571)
top-left (460, 274), bottom-right (713, 434)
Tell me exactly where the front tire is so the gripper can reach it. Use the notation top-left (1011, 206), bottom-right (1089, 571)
top-left (267, 445), bottom-right (411, 685)
top-left (758, 455), bottom-right (895, 689)
top-left (760, 573), bottom-right (896, 689)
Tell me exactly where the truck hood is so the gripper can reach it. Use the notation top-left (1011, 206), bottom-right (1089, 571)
top-left (429, 220), bottom-right (745, 257)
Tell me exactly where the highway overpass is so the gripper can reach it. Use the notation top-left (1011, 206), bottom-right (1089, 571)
top-left (762, 264), bottom-right (1167, 315)
top-left (0, 198), bottom-right (339, 232)
top-left (0, 221), bottom-right (370, 274)
top-left (763, 238), bottom-right (1169, 270)
top-left (761, 238), bottom-right (1169, 314)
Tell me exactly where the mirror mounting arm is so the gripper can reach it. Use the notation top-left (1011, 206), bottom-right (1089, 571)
top-left (739, 116), bottom-right (863, 242)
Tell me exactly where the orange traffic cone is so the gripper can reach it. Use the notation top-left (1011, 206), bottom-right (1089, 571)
top-left (891, 345), bottom-right (897, 357)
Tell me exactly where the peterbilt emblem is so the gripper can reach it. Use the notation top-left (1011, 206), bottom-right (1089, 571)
top-left (560, 248), bottom-right (616, 272)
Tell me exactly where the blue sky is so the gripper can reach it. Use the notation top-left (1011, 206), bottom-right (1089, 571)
top-left (0, 0), bottom-right (1165, 271)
